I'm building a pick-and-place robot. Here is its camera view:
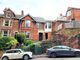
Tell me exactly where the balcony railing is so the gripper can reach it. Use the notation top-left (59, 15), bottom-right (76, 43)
top-left (64, 21), bottom-right (80, 28)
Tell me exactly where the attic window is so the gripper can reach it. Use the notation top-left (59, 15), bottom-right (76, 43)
top-left (6, 13), bottom-right (11, 18)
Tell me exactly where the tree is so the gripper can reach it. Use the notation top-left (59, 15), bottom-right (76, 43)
top-left (0, 36), bottom-right (18, 50)
top-left (15, 33), bottom-right (26, 44)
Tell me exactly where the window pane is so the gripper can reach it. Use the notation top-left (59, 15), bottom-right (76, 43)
top-left (6, 51), bottom-right (13, 53)
top-left (3, 31), bottom-right (8, 36)
top-left (5, 21), bottom-right (9, 26)
top-left (25, 32), bottom-right (30, 38)
top-left (26, 20), bottom-right (30, 28)
top-left (45, 23), bottom-right (47, 28)
top-left (48, 23), bottom-right (51, 28)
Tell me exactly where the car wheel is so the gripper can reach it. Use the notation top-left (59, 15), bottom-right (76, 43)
top-left (75, 52), bottom-right (80, 57)
top-left (50, 53), bottom-right (56, 58)
top-left (2, 57), bottom-right (9, 60)
top-left (23, 55), bottom-right (29, 60)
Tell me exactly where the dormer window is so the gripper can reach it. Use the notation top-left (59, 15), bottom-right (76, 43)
top-left (6, 13), bottom-right (11, 18)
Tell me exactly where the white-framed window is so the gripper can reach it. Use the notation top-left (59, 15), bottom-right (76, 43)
top-left (45, 22), bottom-right (51, 29)
top-left (3, 20), bottom-right (12, 26)
top-left (25, 20), bottom-right (31, 28)
top-left (48, 23), bottom-right (51, 28)
top-left (36, 23), bottom-right (40, 28)
top-left (2, 30), bottom-right (9, 36)
top-left (36, 23), bottom-right (43, 29)
top-left (66, 11), bottom-right (71, 16)
top-left (25, 31), bottom-right (30, 38)
top-left (45, 23), bottom-right (47, 29)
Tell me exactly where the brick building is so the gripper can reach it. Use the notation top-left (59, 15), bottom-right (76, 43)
top-left (0, 8), bottom-right (53, 41)
top-left (19, 14), bottom-right (53, 41)
top-left (66, 7), bottom-right (80, 21)
top-left (0, 8), bottom-right (22, 37)
top-left (54, 7), bottom-right (80, 48)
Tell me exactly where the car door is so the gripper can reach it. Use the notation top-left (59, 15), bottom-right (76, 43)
top-left (6, 50), bottom-right (15, 59)
top-left (56, 46), bottom-right (74, 56)
top-left (63, 48), bottom-right (74, 56)
top-left (12, 50), bottom-right (22, 59)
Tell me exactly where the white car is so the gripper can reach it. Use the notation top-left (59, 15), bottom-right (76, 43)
top-left (1, 49), bottom-right (32, 60)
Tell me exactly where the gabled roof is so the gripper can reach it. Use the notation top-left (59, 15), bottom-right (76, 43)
top-left (19, 14), bottom-right (34, 20)
top-left (20, 14), bottom-right (45, 22)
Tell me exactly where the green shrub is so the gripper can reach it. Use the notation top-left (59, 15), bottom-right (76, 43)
top-left (24, 39), bottom-right (34, 46)
top-left (0, 36), bottom-right (18, 50)
top-left (20, 45), bottom-right (28, 51)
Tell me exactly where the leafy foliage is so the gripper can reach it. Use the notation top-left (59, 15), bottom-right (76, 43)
top-left (24, 39), bottom-right (34, 46)
top-left (15, 33), bottom-right (26, 44)
top-left (0, 36), bottom-right (18, 50)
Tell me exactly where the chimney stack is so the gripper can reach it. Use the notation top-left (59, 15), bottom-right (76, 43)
top-left (21, 10), bottom-right (24, 17)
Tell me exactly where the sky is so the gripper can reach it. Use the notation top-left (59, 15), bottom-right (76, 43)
top-left (0, 0), bottom-right (80, 20)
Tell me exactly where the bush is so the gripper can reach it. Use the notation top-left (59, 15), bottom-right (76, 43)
top-left (24, 39), bottom-right (34, 46)
top-left (0, 36), bottom-right (18, 50)
top-left (15, 33), bottom-right (26, 44)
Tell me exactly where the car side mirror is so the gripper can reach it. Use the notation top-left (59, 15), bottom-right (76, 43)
top-left (69, 48), bottom-right (72, 51)
top-left (18, 51), bottom-right (21, 54)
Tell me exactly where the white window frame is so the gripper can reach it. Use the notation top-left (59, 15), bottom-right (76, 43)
top-left (3, 20), bottom-right (11, 27)
top-left (45, 22), bottom-right (52, 29)
top-left (25, 20), bottom-right (31, 28)
top-left (67, 11), bottom-right (71, 16)
top-left (2, 30), bottom-right (9, 36)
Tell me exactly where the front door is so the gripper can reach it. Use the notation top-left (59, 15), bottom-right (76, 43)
top-left (39, 33), bottom-right (43, 41)
top-left (45, 33), bottom-right (48, 40)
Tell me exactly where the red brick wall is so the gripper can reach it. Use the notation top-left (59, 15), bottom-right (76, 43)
top-left (11, 19), bottom-right (19, 36)
top-left (0, 17), bottom-right (19, 36)
top-left (21, 15), bottom-right (38, 41)
top-left (67, 9), bottom-right (80, 21)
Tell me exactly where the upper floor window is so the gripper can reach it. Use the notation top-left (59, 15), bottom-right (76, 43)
top-left (45, 23), bottom-right (47, 29)
top-left (3, 20), bottom-right (12, 26)
top-left (66, 11), bottom-right (71, 16)
top-left (5, 20), bottom-right (9, 26)
top-left (45, 22), bottom-right (51, 29)
top-left (25, 20), bottom-right (30, 28)
top-left (36, 23), bottom-right (44, 29)
top-left (48, 23), bottom-right (51, 28)
top-left (36, 23), bottom-right (40, 28)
